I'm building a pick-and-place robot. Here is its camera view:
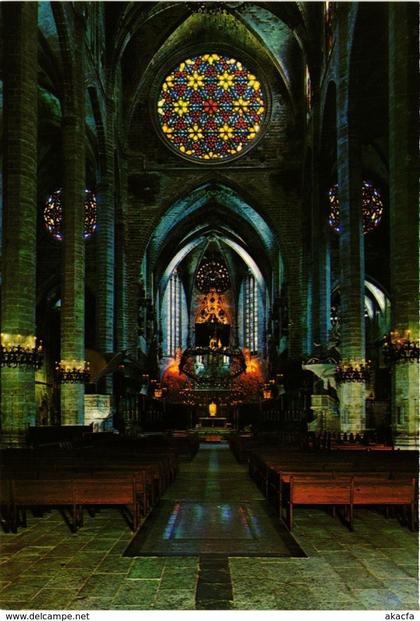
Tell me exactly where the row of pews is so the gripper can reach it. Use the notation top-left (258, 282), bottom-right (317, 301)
top-left (26, 426), bottom-right (200, 461)
top-left (0, 433), bottom-right (183, 534)
top-left (248, 447), bottom-right (418, 532)
top-left (307, 431), bottom-right (393, 451)
top-left (229, 430), bottom-right (396, 464)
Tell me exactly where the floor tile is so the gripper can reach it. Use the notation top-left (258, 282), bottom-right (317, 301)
top-left (0, 444), bottom-right (417, 612)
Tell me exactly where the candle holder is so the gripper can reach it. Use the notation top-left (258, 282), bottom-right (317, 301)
top-left (0, 334), bottom-right (43, 369)
top-left (335, 360), bottom-right (370, 384)
top-left (148, 379), bottom-right (167, 399)
top-left (55, 360), bottom-right (90, 384)
top-left (382, 330), bottom-right (420, 365)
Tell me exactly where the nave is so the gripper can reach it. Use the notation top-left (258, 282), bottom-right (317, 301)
top-left (0, 443), bottom-right (417, 611)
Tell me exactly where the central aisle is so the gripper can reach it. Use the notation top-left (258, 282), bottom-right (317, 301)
top-left (125, 443), bottom-right (304, 557)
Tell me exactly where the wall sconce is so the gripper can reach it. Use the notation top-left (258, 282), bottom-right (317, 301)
top-left (0, 333), bottom-right (43, 369)
top-left (55, 360), bottom-right (90, 384)
top-left (383, 330), bottom-right (420, 365)
top-left (335, 360), bottom-right (370, 384)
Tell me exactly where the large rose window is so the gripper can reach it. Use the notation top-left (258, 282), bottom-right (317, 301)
top-left (157, 53), bottom-right (266, 161)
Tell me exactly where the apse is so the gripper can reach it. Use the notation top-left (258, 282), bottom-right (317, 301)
top-left (156, 226), bottom-right (269, 406)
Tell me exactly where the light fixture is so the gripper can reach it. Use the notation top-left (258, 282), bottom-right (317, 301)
top-left (262, 383), bottom-right (272, 400)
top-left (179, 387), bottom-right (244, 406)
top-left (186, 2), bottom-right (229, 15)
top-left (335, 360), bottom-right (370, 384)
top-left (55, 360), bottom-right (90, 384)
top-left (0, 333), bottom-right (43, 369)
top-left (150, 379), bottom-right (167, 399)
top-left (261, 377), bottom-right (279, 400)
top-left (382, 330), bottom-right (420, 365)
top-left (179, 346), bottom-right (246, 387)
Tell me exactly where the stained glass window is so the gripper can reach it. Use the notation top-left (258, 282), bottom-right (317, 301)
top-left (325, 1), bottom-right (336, 56)
top-left (157, 53), bottom-right (266, 161)
top-left (44, 189), bottom-right (97, 241)
top-left (244, 272), bottom-right (259, 354)
top-left (305, 65), bottom-right (312, 112)
top-left (165, 270), bottom-right (182, 357)
top-left (196, 256), bottom-right (231, 293)
top-left (328, 180), bottom-right (384, 234)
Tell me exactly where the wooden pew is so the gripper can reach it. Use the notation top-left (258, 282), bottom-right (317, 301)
top-left (270, 471), bottom-right (336, 517)
top-left (287, 476), bottom-right (352, 530)
top-left (40, 466), bottom-right (150, 519)
top-left (26, 425), bottom-right (92, 448)
top-left (0, 478), bottom-right (14, 532)
top-left (10, 478), bottom-right (77, 533)
top-left (350, 476), bottom-right (416, 531)
top-left (73, 475), bottom-right (140, 531)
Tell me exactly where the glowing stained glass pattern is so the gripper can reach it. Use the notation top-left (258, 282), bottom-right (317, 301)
top-left (196, 257), bottom-right (231, 293)
top-left (157, 53), bottom-right (266, 161)
top-left (329, 180), bottom-right (384, 234)
top-left (44, 189), bottom-right (97, 241)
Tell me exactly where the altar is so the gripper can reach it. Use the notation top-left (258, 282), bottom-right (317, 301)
top-left (199, 416), bottom-right (228, 428)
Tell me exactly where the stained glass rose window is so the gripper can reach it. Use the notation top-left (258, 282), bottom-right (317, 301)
top-left (44, 189), bottom-right (96, 241)
top-left (328, 180), bottom-right (384, 234)
top-left (157, 53), bottom-right (266, 161)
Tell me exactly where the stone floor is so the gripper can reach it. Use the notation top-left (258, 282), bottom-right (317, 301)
top-left (0, 444), bottom-right (418, 611)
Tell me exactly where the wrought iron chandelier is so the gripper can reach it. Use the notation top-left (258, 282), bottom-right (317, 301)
top-left (382, 331), bottom-right (420, 365)
top-left (179, 346), bottom-right (246, 387)
top-left (335, 361), bottom-right (370, 384)
top-left (55, 360), bottom-right (91, 384)
top-left (0, 334), bottom-right (43, 369)
top-left (179, 386), bottom-right (245, 406)
top-left (186, 2), bottom-right (228, 14)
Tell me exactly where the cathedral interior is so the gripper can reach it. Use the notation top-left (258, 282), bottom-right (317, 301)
top-left (0, 0), bottom-right (419, 613)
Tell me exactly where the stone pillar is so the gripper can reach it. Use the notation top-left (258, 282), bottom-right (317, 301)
top-left (127, 236), bottom-right (141, 358)
top-left (287, 260), bottom-right (307, 360)
top-left (0, 3), bottom-right (38, 446)
top-left (336, 24), bottom-right (366, 433)
top-left (312, 140), bottom-right (331, 351)
top-left (286, 192), bottom-right (307, 359)
top-left (388, 4), bottom-right (419, 449)
top-left (115, 235), bottom-right (129, 353)
top-left (95, 102), bottom-right (115, 393)
top-left (309, 394), bottom-right (340, 433)
top-left (115, 158), bottom-right (129, 352)
top-left (95, 173), bottom-right (115, 358)
top-left (60, 46), bottom-right (86, 425)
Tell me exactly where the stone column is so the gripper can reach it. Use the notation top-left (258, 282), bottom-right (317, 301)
top-left (95, 100), bottom-right (115, 393)
top-left (388, 4), bottom-right (419, 449)
top-left (115, 157), bottom-right (129, 353)
top-left (1, 3), bottom-right (38, 446)
top-left (60, 44), bottom-right (86, 425)
top-left (336, 24), bottom-right (366, 433)
top-left (115, 242), bottom-right (129, 353)
top-left (312, 130), bottom-right (331, 351)
top-left (287, 258), bottom-right (307, 360)
top-left (96, 172), bottom-right (115, 358)
top-left (286, 191), bottom-right (307, 359)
